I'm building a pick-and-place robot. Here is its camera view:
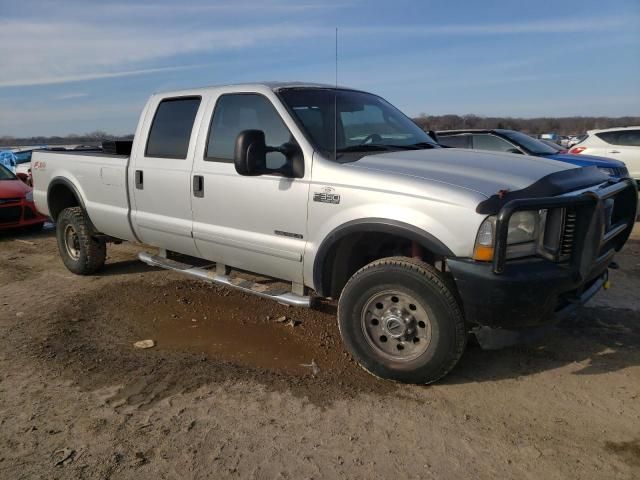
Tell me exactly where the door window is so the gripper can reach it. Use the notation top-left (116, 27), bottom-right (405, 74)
top-left (145, 97), bottom-right (201, 159)
top-left (206, 94), bottom-right (292, 169)
top-left (472, 134), bottom-right (515, 152)
top-left (597, 130), bottom-right (640, 146)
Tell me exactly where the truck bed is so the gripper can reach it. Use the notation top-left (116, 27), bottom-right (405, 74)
top-left (32, 150), bottom-right (136, 242)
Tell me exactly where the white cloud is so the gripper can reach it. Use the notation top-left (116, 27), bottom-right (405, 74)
top-left (53, 92), bottom-right (89, 100)
top-left (0, 20), bottom-right (327, 88)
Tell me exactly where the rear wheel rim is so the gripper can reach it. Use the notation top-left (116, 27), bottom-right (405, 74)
top-left (360, 290), bottom-right (432, 362)
top-left (63, 224), bottom-right (81, 260)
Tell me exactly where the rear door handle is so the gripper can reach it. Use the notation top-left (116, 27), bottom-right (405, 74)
top-left (193, 175), bottom-right (204, 198)
top-left (135, 170), bottom-right (144, 189)
top-left (609, 150), bottom-right (620, 154)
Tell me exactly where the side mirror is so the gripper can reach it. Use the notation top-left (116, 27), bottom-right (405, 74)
top-left (234, 130), bottom-right (305, 178)
top-left (234, 130), bottom-right (267, 176)
top-left (507, 148), bottom-right (523, 154)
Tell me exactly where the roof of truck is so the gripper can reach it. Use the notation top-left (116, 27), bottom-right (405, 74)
top-left (153, 81), bottom-right (361, 97)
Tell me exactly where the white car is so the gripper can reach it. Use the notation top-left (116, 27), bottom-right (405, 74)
top-left (570, 127), bottom-right (640, 181)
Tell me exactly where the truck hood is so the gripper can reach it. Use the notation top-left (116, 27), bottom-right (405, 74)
top-left (347, 148), bottom-right (573, 198)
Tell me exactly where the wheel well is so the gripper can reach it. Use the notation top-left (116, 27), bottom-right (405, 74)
top-left (318, 231), bottom-right (444, 298)
top-left (48, 182), bottom-right (81, 221)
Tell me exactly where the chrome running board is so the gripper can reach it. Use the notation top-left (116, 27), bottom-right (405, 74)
top-left (138, 252), bottom-right (311, 308)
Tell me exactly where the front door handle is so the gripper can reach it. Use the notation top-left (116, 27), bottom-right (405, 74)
top-left (193, 175), bottom-right (204, 198)
top-left (135, 170), bottom-right (143, 189)
top-left (609, 150), bottom-right (620, 154)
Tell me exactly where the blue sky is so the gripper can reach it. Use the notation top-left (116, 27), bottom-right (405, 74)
top-left (1, 0), bottom-right (639, 136)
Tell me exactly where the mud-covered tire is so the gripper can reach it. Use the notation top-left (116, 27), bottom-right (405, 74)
top-left (56, 207), bottom-right (106, 275)
top-left (337, 256), bottom-right (466, 384)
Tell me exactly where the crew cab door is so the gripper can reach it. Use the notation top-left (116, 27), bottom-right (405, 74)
top-left (190, 91), bottom-right (310, 283)
top-left (129, 96), bottom-right (203, 256)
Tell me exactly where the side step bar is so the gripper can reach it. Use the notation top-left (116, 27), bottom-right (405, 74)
top-left (138, 252), bottom-right (312, 308)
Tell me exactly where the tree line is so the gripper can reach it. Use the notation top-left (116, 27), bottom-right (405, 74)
top-left (0, 131), bottom-right (134, 148)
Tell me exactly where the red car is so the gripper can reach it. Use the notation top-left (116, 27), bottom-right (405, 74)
top-left (0, 164), bottom-right (47, 231)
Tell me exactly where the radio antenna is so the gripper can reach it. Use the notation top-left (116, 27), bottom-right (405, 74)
top-left (333, 27), bottom-right (338, 161)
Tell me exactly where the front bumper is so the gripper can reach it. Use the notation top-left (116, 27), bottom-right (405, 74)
top-left (449, 177), bottom-right (637, 330)
top-left (0, 199), bottom-right (47, 230)
top-left (448, 256), bottom-right (608, 329)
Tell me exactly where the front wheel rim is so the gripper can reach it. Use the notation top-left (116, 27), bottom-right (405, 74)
top-left (63, 224), bottom-right (81, 260)
top-left (360, 290), bottom-right (433, 362)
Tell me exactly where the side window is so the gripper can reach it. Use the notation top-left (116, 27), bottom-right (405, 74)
top-left (145, 97), bottom-right (201, 159)
top-left (438, 135), bottom-right (471, 149)
top-left (599, 130), bottom-right (640, 146)
top-left (206, 94), bottom-right (292, 169)
top-left (472, 134), bottom-right (515, 152)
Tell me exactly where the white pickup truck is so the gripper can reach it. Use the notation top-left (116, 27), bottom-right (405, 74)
top-left (32, 82), bottom-right (638, 383)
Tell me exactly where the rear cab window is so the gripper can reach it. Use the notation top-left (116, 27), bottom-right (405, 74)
top-left (145, 97), bottom-right (201, 159)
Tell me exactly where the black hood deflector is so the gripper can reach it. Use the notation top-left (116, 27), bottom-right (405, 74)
top-left (476, 166), bottom-right (609, 215)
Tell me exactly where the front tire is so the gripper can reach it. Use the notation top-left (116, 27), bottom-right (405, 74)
top-left (56, 207), bottom-right (106, 275)
top-left (338, 257), bottom-right (466, 384)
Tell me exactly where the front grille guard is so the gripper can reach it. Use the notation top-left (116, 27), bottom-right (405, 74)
top-left (492, 178), bottom-right (637, 274)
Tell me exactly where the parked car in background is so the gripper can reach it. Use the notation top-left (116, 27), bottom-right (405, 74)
top-left (0, 164), bottom-right (47, 231)
top-left (437, 129), bottom-right (629, 178)
top-left (570, 127), bottom-right (640, 181)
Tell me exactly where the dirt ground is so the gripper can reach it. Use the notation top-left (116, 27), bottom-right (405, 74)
top-left (1, 224), bottom-right (639, 480)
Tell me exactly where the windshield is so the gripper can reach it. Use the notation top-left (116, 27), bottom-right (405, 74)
top-left (279, 88), bottom-right (438, 161)
top-left (500, 130), bottom-right (559, 155)
top-left (0, 164), bottom-right (17, 180)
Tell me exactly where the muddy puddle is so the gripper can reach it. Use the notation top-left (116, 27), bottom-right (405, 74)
top-left (72, 278), bottom-right (353, 378)
top-left (152, 308), bottom-right (319, 375)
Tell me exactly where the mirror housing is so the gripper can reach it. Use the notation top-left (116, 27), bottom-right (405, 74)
top-left (234, 130), bottom-right (305, 178)
top-left (234, 130), bottom-right (267, 176)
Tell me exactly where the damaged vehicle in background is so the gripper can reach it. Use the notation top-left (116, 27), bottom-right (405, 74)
top-left (32, 83), bottom-right (638, 384)
top-left (0, 164), bottom-right (47, 231)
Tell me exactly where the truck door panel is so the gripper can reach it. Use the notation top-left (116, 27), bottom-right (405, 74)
top-left (191, 92), bottom-right (309, 282)
top-left (130, 96), bottom-right (202, 256)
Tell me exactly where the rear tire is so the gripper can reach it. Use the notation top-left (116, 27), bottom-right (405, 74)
top-left (337, 256), bottom-right (466, 384)
top-left (56, 207), bottom-right (106, 275)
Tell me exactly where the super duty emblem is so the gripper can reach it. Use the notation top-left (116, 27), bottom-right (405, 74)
top-left (314, 186), bottom-right (341, 204)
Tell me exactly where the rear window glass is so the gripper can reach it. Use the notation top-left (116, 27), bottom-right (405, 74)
top-left (596, 130), bottom-right (640, 146)
top-left (438, 135), bottom-right (471, 148)
top-left (146, 97), bottom-right (201, 159)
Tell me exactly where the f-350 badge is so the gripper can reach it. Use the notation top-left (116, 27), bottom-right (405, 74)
top-left (313, 186), bottom-right (341, 204)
